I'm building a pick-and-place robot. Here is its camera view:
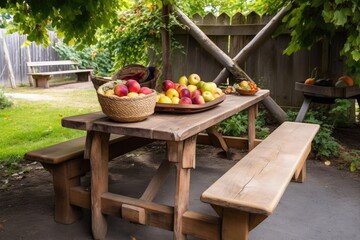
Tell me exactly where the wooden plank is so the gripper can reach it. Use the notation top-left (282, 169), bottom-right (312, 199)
top-left (182, 211), bottom-right (220, 240)
top-left (197, 133), bottom-right (262, 150)
top-left (26, 60), bottom-right (78, 67)
top-left (201, 122), bottom-right (319, 215)
top-left (248, 104), bottom-right (257, 151)
top-left (121, 204), bottom-right (146, 225)
top-left (222, 209), bottom-right (249, 240)
top-left (101, 192), bottom-right (174, 231)
top-left (140, 160), bottom-right (172, 201)
top-left (28, 69), bottom-right (92, 75)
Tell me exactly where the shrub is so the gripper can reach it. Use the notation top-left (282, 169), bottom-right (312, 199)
top-left (0, 89), bottom-right (12, 109)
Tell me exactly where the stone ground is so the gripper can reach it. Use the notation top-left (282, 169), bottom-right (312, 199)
top-left (0, 82), bottom-right (359, 240)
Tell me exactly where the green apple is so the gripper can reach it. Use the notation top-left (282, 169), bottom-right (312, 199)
top-left (202, 91), bottom-right (215, 102)
top-left (197, 80), bottom-right (205, 89)
top-left (201, 82), bottom-right (216, 93)
top-left (188, 73), bottom-right (201, 85)
top-left (178, 75), bottom-right (188, 86)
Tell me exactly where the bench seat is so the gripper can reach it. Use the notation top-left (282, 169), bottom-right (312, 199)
top-left (201, 121), bottom-right (319, 239)
top-left (28, 69), bottom-right (93, 76)
top-left (24, 134), bottom-right (154, 224)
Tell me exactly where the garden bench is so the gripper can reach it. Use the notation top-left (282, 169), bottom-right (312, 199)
top-left (201, 121), bottom-right (320, 240)
top-left (24, 134), bottom-right (154, 224)
top-left (27, 60), bottom-right (93, 88)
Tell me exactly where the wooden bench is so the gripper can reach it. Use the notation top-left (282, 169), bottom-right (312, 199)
top-left (24, 134), bottom-right (154, 224)
top-left (201, 121), bottom-right (320, 240)
top-left (27, 60), bottom-right (93, 88)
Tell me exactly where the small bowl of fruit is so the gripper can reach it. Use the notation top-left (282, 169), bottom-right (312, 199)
top-left (234, 80), bottom-right (259, 96)
top-left (97, 80), bottom-right (157, 122)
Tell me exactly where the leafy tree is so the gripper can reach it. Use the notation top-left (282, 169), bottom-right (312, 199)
top-left (276, 0), bottom-right (360, 84)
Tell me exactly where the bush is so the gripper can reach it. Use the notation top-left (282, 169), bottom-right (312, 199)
top-left (0, 89), bottom-right (12, 109)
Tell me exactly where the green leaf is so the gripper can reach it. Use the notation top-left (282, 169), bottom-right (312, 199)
top-left (351, 50), bottom-right (360, 61)
top-left (332, 10), bottom-right (348, 26)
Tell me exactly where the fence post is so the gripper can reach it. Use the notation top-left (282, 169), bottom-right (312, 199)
top-left (25, 44), bottom-right (34, 86)
top-left (1, 36), bottom-right (16, 88)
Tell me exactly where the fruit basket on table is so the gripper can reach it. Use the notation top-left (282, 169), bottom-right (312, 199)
top-left (91, 64), bottom-right (161, 90)
top-left (233, 80), bottom-right (259, 96)
top-left (97, 80), bottom-right (157, 122)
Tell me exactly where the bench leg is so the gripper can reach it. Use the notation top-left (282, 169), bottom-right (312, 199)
top-left (222, 208), bottom-right (249, 240)
top-left (42, 162), bottom-right (83, 224)
top-left (33, 76), bottom-right (50, 88)
top-left (76, 72), bottom-right (90, 82)
top-left (292, 160), bottom-right (307, 183)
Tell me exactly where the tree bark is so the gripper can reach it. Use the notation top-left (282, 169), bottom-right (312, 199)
top-left (213, 2), bottom-right (294, 84)
top-left (161, 3), bottom-right (172, 80)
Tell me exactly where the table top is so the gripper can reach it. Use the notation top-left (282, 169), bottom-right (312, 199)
top-left (62, 90), bottom-right (269, 141)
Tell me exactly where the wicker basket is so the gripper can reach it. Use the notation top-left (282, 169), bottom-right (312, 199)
top-left (235, 88), bottom-right (259, 96)
top-left (112, 64), bottom-right (149, 83)
top-left (91, 65), bottom-right (160, 90)
top-left (97, 81), bottom-right (157, 122)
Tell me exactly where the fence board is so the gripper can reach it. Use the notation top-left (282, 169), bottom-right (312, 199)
top-left (173, 12), bottom-right (345, 108)
top-left (0, 29), bottom-right (61, 87)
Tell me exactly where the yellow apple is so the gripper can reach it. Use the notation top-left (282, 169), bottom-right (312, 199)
top-left (187, 84), bottom-right (198, 93)
top-left (178, 75), bottom-right (188, 86)
top-left (172, 97), bottom-right (180, 104)
top-left (166, 88), bottom-right (179, 98)
top-left (159, 95), bottom-right (172, 104)
top-left (127, 92), bottom-right (139, 97)
top-left (188, 73), bottom-right (201, 85)
top-left (105, 89), bottom-right (115, 96)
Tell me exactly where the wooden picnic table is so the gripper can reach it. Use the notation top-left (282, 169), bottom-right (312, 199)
top-left (61, 90), bottom-right (269, 239)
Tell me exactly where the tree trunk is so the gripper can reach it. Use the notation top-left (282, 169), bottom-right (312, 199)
top-left (1, 37), bottom-right (16, 88)
top-left (174, 6), bottom-right (251, 81)
top-left (213, 2), bottom-right (294, 84)
top-left (161, 3), bottom-right (172, 80)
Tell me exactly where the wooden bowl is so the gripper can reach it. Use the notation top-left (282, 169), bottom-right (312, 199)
top-left (236, 88), bottom-right (259, 96)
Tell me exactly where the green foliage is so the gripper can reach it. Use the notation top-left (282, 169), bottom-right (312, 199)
top-left (0, 89), bottom-right (13, 109)
top-left (340, 150), bottom-right (360, 172)
top-left (1, 0), bottom-right (118, 46)
top-left (97, 1), bottom-right (163, 69)
top-left (217, 108), bottom-right (269, 139)
top-left (277, 0), bottom-right (360, 85)
top-left (286, 108), bottom-right (341, 159)
top-left (53, 41), bottom-right (113, 76)
top-left (328, 99), bottom-right (352, 127)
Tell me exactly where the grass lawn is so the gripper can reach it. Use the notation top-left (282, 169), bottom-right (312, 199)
top-left (0, 85), bottom-right (101, 169)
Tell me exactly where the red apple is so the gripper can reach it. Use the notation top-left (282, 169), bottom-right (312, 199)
top-left (192, 95), bottom-right (205, 104)
top-left (173, 83), bottom-right (180, 90)
top-left (176, 84), bottom-right (187, 93)
top-left (190, 89), bottom-right (201, 98)
top-left (126, 79), bottom-right (141, 93)
top-left (162, 79), bottom-right (175, 91)
top-left (138, 87), bottom-right (153, 95)
top-left (179, 88), bottom-right (191, 98)
top-left (114, 84), bottom-right (128, 97)
top-left (179, 97), bottom-right (192, 104)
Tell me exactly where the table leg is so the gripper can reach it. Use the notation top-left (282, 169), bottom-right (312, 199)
top-left (248, 104), bottom-right (257, 151)
top-left (295, 96), bottom-right (312, 122)
top-left (168, 135), bottom-right (197, 240)
top-left (90, 131), bottom-right (110, 240)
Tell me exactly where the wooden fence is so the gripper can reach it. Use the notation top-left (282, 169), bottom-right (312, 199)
top-left (1, 12), bottom-right (347, 108)
top-left (173, 12), bottom-right (346, 107)
top-left (0, 29), bottom-right (61, 86)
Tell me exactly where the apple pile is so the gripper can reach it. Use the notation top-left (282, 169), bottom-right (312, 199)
top-left (101, 79), bottom-right (154, 97)
top-left (157, 73), bottom-right (224, 104)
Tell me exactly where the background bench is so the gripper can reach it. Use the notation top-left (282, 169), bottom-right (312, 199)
top-left (27, 60), bottom-right (93, 88)
top-left (201, 121), bottom-right (319, 240)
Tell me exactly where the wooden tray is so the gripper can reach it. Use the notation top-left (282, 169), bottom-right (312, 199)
top-left (155, 95), bottom-right (226, 113)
